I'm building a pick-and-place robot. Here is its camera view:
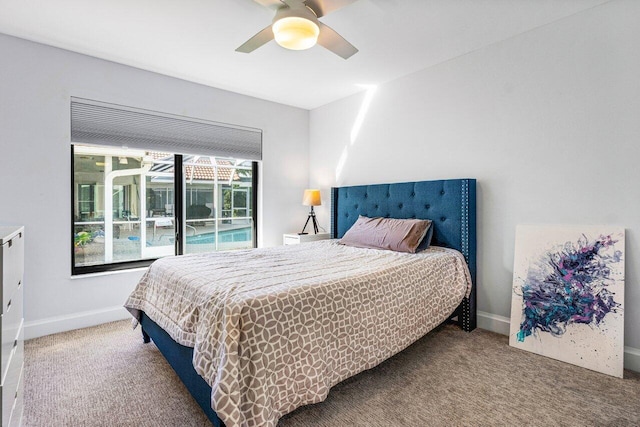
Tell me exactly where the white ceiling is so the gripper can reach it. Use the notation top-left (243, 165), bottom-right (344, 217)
top-left (0, 0), bottom-right (609, 110)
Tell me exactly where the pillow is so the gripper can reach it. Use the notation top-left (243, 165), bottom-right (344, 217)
top-left (339, 215), bottom-right (433, 253)
top-left (416, 222), bottom-right (434, 252)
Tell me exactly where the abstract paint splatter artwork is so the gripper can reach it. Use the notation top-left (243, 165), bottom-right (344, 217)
top-left (509, 225), bottom-right (625, 378)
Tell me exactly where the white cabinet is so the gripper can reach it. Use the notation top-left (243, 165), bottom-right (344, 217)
top-left (0, 227), bottom-right (24, 427)
top-left (283, 233), bottom-right (330, 245)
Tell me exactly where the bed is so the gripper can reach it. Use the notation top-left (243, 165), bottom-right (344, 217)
top-left (125, 178), bottom-right (477, 427)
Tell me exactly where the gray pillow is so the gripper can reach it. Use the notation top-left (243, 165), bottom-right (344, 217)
top-left (416, 223), bottom-right (434, 252)
top-left (339, 215), bottom-right (432, 253)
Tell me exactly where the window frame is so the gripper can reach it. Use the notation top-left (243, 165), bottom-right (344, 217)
top-left (71, 146), bottom-right (259, 276)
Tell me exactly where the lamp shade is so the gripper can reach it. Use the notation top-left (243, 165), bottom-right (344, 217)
top-left (302, 189), bottom-right (321, 206)
top-left (272, 16), bottom-right (320, 51)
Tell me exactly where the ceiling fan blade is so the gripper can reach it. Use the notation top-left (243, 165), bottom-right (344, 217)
top-left (236, 26), bottom-right (275, 53)
top-left (304, 0), bottom-right (358, 18)
top-left (317, 22), bottom-right (358, 59)
top-left (253, 0), bottom-right (285, 10)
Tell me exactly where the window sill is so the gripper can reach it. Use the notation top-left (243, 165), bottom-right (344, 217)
top-left (70, 266), bottom-right (149, 279)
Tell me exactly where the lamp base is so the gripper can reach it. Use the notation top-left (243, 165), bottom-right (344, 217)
top-left (300, 207), bottom-right (319, 235)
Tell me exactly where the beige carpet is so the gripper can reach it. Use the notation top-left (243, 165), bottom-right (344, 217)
top-left (24, 320), bottom-right (639, 427)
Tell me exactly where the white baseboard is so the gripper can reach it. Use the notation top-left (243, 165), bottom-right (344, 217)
top-left (477, 311), bottom-right (640, 374)
top-left (24, 306), bottom-right (131, 340)
top-left (477, 310), bottom-right (510, 335)
top-left (624, 346), bottom-right (640, 373)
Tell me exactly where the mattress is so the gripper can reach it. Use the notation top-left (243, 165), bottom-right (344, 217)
top-left (125, 240), bottom-right (471, 427)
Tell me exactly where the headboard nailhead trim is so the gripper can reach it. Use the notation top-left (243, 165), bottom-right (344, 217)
top-left (461, 179), bottom-right (470, 264)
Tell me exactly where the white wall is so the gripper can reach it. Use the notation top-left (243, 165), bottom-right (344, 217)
top-left (0, 34), bottom-right (310, 338)
top-left (310, 0), bottom-right (640, 353)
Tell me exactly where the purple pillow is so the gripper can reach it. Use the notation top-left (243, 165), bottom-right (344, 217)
top-left (339, 216), bottom-right (432, 253)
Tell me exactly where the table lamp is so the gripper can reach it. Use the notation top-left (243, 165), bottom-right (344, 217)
top-left (300, 189), bottom-right (321, 234)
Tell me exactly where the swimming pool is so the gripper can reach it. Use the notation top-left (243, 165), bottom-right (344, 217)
top-left (186, 227), bottom-right (252, 245)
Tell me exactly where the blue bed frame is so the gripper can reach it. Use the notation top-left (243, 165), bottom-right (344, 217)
top-left (139, 178), bottom-right (477, 426)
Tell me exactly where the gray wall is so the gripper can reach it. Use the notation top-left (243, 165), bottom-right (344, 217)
top-left (0, 33), bottom-right (310, 338)
top-left (309, 0), bottom-right (640, 352)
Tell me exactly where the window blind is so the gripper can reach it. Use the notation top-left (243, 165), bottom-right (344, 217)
top-left (70, 97), bottom-right (262, 161)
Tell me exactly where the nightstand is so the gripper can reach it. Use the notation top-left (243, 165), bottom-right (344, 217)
top-left (283, 233), bottom-right (330, 245)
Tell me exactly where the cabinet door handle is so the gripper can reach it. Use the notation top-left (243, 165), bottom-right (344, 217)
top-left (17, 280), bottom-right (22, 289)
top-left (6, 299), bottom-right (11, 312)
top-left (13, 339), bottom-right (17, 349)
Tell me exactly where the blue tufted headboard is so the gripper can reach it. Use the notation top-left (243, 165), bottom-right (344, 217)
top-left (331, 179), bottom-right (477, 331)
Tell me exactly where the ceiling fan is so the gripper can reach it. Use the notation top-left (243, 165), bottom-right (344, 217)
top-left (236, 0), bottom-right (359, 59)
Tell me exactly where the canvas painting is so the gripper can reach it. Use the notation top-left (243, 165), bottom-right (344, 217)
top-left (509, 225), bottom-right (625, 378)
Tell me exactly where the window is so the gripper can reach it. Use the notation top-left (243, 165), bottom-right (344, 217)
top-left (70, 97), bottom-right (261, 275)
top-left (72, 145), bottom-right (257, 274)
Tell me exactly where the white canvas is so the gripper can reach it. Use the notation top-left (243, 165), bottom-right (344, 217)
top-left (509, 225), bottom-right (625, 378)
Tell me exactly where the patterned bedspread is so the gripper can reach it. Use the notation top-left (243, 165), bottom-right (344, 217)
top-left (125, 240), bottom-right (471, 427)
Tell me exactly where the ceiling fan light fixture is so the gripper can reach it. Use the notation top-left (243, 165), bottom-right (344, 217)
top-left (272, 16), bottom-right (320, 51)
